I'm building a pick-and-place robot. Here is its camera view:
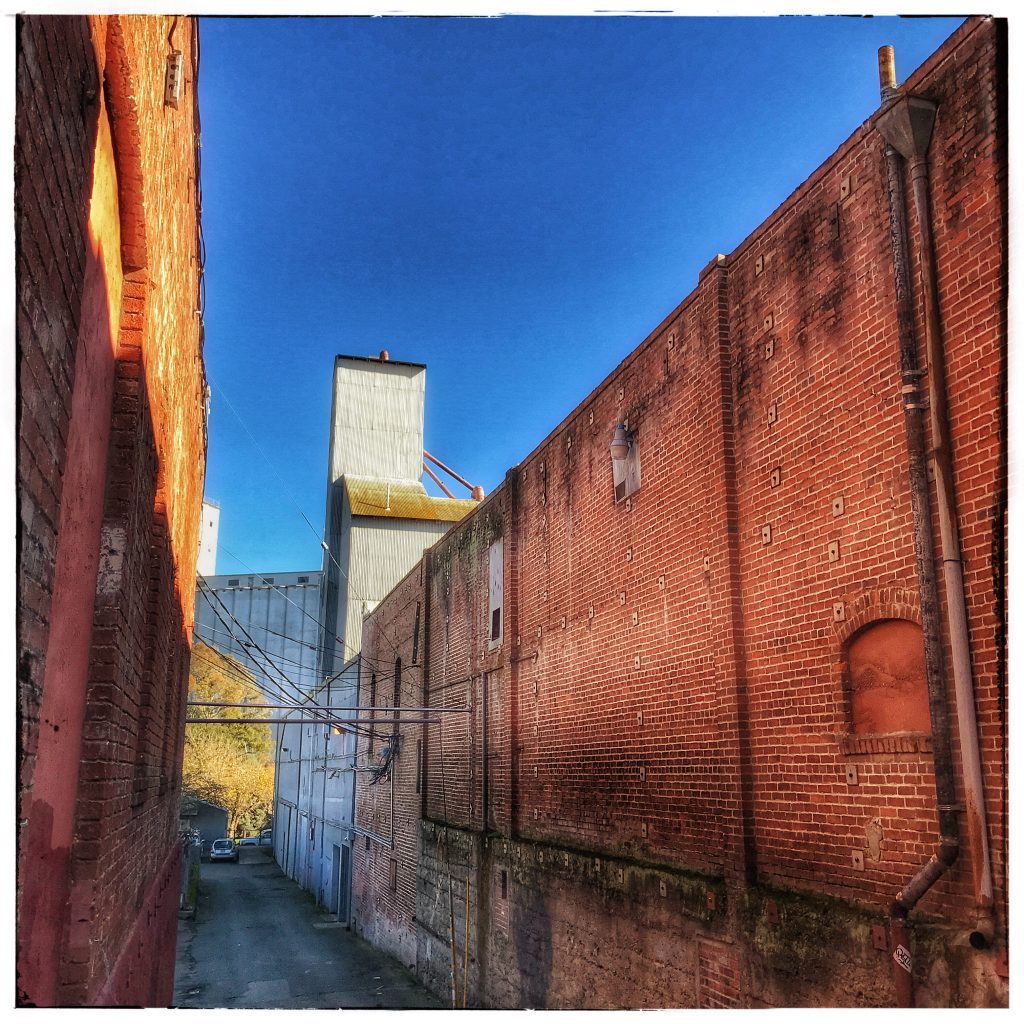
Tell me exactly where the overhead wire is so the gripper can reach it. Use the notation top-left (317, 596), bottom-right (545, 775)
top-left (197, 581), bottom-right (330, 717)
top-left (192, 620), bottom-right (315, 724)
top-left (192, 593), bottom-right (382, 743)
top-left (193, 622), bottom-right (324, 678)
top-left (212, 542), bottom-right (348, 659)
top-left (189, 648), bottom-right (385, 730)
top-left (189, 650), bottom-right (297, 713)
top-left (201, 547), bottom-right (405, 677)
top-left (201, 308), bottom-right (479, 820)
top-left (205, 376), bottom-right (433, 676)
top-left (196, 613), bottom-right (327, 655)
top-left (190, 644), bottom-right (318, 698)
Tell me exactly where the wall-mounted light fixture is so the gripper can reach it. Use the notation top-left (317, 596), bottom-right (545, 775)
top-left (610, 423), bottom-right (632, 461)
top-left (610, 423), bottom-right (641, 503)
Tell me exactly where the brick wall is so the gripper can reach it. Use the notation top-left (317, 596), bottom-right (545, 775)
top-left (17, 15), bottom-right (206, 1006)
top-left (355, 16), bottom-right (1005, 1009)
top-left (352, 560), bottom-right (430, 971)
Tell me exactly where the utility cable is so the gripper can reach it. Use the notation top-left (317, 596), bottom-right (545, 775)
top-left (189, 645), bottom-right (322, 701)
top-left (202, 546), bottom-right (406, 678)
top-left (193, 622), bottom-right (324, 678)
top-left (193, 597), bottom-right (381, 743)
top-left (197, 581), bottom-right (328, 715)
top-left (190, 640), bottom-right (300, 711)
top-left (205, 377), bottom-right (425, 675)
top-left (196, 608), bottom-right (409, 674)
top-left (213, 542), bottom-right (347, 658)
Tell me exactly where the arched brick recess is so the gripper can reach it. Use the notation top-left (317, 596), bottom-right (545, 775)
top-left (830, 588), bottom-right (929, 741)
top-left (832, 586), bottom-right (923, 647)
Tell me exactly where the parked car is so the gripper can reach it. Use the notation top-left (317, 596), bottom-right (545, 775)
top-left (210, 838), bottom-right (238, 863)
top-left (237, 836), bottom-right (257, 846)
top-left (259, 828), bottom-right (273, 846)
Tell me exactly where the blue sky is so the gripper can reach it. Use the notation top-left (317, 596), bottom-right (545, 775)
top-left (198, 13), bottom-right (965, 575)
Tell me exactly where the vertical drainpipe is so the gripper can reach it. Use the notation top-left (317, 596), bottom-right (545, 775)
top-left (346, 655), bottom-right (360, 925)
top-left (904, 102), bottom-right (996, 955)
top-left (875, 46), bottom-right (959, 1008)
top-left (482, 672), bottom-right (489, 832)
top-left (319, 675), bottom-right (330, 907)
top-left (877, 41), bottom-right (997, 950)
top-left (421, 551), bottom-right (433, 821)
top-left (504, 467), bottom-right (522, 840)
top-left (296, 712), bottom-right (305, 886)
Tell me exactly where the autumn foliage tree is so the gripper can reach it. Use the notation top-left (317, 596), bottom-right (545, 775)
top-left (183, 641), bottom-right (275, 837)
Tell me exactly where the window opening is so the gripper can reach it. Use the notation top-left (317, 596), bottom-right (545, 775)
top-left (488, 538), bottom-right (503, 647)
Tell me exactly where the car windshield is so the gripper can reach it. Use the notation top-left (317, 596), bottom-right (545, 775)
top-left (213, 841), bottom-right (232, 850)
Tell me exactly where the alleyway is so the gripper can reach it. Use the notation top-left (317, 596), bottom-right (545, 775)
top-left (173, 846), bottom-right (442, 1009)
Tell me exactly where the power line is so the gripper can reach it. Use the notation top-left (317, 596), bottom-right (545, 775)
top-left (198, 556), bottom-right (406, 677)
top-left (190, 645), bottom-right (318, 697)
top-left (193, 622), bottom-right (323, 678)
top-left (192, 604), bottom-right (382, 745)
top-left (212, 542), bottom-right (347, 658)
top-left (196, 612), bottom-right (327, 654)
top-left (190, 640), bottom-right (377, 745)
top-left (197, 582), bottom-right (324, 714)
top-left (205, 375), bottom-right (426, 676)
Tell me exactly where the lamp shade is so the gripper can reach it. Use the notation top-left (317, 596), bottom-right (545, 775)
top-left (610, 424), bottom-right (631, 461)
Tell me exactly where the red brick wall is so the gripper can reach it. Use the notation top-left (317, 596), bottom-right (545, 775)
top-left (17, 14), bottom-right (206, 1006)
top-left (16, 12), bottom-right (97, 842)
top-left (354, 17), bottom-right (1005, 1009)
top-left (353, 560), bottom-right (430, 970)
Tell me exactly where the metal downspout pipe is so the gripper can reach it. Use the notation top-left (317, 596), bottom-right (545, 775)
top-left (904, 123), bottom-right (996, 954)
top-left (876, 41), bottom-right (995, 999)
top-left (875, 47), bottom-right (959, 1007)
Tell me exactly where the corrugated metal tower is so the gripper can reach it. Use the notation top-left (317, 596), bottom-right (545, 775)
top-left (274, 352), bottom-right (478, 920)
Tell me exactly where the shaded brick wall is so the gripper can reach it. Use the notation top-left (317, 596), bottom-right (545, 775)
top-left (16, 13), bottom-right (97, 824)
top-left (17, 14), bottom-right (206, 1007)
top-left (352, 561), bottom-right (425, 971)
top-left (354, 17), bottom-right (1005, 1009)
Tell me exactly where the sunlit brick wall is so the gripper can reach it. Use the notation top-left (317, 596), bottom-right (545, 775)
top-left (350, 16), bottom-right (1005, 1009)
top-left (17, 14), bottom-right (206, 1007)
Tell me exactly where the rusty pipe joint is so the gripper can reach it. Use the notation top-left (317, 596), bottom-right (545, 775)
top-left (893, 836), bottom-right (959, 918)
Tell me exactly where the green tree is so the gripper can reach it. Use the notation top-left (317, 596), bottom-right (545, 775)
top-left (183, 641), bottom-right (275, 836)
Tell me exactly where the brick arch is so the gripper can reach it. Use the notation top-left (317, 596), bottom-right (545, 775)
top-left (102, 15), bottom-right (149, 275)
top-left (831, 585), bottom-right (922, 647)
top-left (830, 587), bottom-right (930, 738)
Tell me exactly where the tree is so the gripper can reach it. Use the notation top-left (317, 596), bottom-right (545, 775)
top-left (183, 641), bottom-right (275, 836)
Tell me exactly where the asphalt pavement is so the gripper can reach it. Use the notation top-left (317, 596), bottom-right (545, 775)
top-left (173, 844), bottom-right (442, 1009)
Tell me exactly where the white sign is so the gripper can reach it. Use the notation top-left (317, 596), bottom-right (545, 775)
top-left (893, 944), bottom-right (912, 973)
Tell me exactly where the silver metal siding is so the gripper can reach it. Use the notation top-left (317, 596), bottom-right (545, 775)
top-left (194, 575), bottom-right (323, 698)
top-left (341, 517), bottom-right (451, 655)
top-left (329, 359), bottom-right (426, 483)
